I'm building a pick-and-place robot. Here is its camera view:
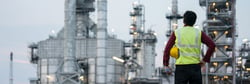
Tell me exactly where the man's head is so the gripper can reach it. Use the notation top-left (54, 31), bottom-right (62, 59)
top-left (183, 11), bottom-right (197, 26)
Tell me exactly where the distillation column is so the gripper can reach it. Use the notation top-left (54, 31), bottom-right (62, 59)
top-left (62, 0), bottom-right (79, 84)
top-left (129, 2), bottom-right (145, 78)
top-left (64, 0), bottom-right (76, 74)
top-left (166, 0), bottom-right (182, 37)
top-left (96, 0), bottom-right (107, 84)
top-left (128, 2), bottom-right (157, 82)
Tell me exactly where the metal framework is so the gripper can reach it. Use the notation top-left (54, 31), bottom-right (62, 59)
top-left (200, 0), bottom-right (236, 84)
top-left (127, 2), bottom-right (158, 84)
top-left (238, 40), bottom-right (250, 84)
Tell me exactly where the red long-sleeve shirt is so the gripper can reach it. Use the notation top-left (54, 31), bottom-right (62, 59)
top-left (163, 31), bottom-right (215, 66)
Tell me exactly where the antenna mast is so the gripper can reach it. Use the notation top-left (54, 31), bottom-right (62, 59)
top-left (9, 52), bottom-right (13, 84)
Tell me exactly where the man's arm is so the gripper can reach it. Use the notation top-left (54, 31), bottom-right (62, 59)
top-left (163, 33), bottom-right (176, 66)
top-left (201, 32), bottom-right (216, 63)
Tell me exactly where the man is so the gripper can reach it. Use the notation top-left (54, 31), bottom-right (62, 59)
top-left (163, 11), bottom-right (215, 84)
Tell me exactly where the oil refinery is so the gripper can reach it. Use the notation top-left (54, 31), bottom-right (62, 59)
top-left (25, 0), bottom-right (250, 84)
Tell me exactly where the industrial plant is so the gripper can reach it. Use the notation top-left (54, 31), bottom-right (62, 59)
top-left (26, 0), bottom-right (250, 84)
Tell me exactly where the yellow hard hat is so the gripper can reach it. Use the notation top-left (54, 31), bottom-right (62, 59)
top-left (170, 46), bottom-right (179, 59)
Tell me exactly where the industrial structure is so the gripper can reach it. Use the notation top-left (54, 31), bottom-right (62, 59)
top-left (28, 0), bottom-right (125, 84)
top-left (200, 0), bottom-right (237, 84)
top-left (127, 2), bottom-right (158, 84)
top-left (238, 39), bottom-right (250, 84)
top-left (28, 0), bottom-right (158, 84)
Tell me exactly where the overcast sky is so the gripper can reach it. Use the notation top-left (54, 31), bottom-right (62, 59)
top-left (0, 0), bottom-right (249, 84)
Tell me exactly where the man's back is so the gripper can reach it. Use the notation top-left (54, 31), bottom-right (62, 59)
top-left (174, 26), bottom-right (202, 65)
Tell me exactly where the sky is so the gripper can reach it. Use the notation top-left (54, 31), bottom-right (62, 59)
top-left (0, 0), bottom-right (249, 84)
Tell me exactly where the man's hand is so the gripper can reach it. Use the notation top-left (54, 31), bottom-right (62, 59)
top-left (164, 66), bottom-right (172, 75)
top-left (199, 60), bottom-right (206, 67)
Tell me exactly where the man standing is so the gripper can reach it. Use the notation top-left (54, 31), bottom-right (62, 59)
top-left (163, 11), bottom-right (215, 84)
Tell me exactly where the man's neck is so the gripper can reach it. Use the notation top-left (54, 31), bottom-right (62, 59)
top-left (184, 25), bottom-right (193, 27)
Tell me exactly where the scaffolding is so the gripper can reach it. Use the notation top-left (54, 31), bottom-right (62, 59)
top-left (200, 0), bottom-right (236, 84)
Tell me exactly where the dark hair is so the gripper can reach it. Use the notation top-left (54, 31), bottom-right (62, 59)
top-left (183, 11), bottom-right (197, 26)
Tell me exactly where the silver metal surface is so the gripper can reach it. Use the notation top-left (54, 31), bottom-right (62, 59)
top-left (63, 0), bottom-right (76, 73)
top-left (96, 0), bottom-right (108, 83)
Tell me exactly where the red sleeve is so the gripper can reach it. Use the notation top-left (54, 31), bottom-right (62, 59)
top-left (163, 33), bottom-right (176, 66)
top-left (201, 32), bottom-right (216, 63)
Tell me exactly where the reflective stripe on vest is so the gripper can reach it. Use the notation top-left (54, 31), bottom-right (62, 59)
top-left (174, 26), bottom-right (202, 65)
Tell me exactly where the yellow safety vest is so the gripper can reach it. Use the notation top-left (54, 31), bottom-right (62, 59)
top-left (174, 26), bottom-right (202, 65)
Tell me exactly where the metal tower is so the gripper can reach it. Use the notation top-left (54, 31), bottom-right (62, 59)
top-left (164, 0), bottom-right (182, 83)
top-left (60, 0), bottom-right (79, 84)
top-left (200, 0), bottom-right (236, 84)
top-left (55, 0), bottom-right (96, 84)
top-left (96, 0), bottom-right (107, 84)
top-left (166, 0), bottom-right (182, 37)
top-left (127, 1), bottom-right (158, 84)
